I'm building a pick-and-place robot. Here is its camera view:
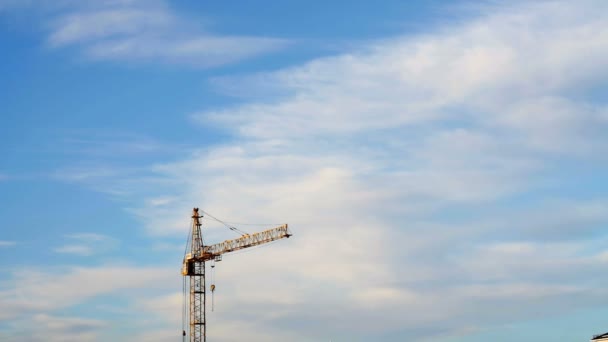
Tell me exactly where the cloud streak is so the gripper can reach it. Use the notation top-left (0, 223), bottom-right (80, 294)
top-left (6, 0), bottom-right (287, 67)
top-left (53, 233), bottom-right (118, 256)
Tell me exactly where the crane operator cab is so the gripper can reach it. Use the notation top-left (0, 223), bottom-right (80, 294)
top-left (182, 253), bottom-right (194, 276)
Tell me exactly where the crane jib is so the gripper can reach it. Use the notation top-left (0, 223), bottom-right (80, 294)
top-left (203, 224), bottom-right (290, 259)
top-left (182, 224), bottom-right (291, 273)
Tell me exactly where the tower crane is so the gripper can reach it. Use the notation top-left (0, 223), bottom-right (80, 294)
top-left (181, 208), bottom-right (292, 342)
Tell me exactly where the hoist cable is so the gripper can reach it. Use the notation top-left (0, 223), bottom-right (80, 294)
top-left (210, 261), bottom-right (216, 312)
top-left (182, 274), bottom-right (186, 340)
top-left (199, 210), bottom-right (249, 236)
top-left (202, 218), bottom-right (284, 226)
top-left (183, 221), bottom-right (192, 257)
top-left (181, 221), bottom-right (190, 340)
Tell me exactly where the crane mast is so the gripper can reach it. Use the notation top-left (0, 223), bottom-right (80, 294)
top-left (182, 208), bottom-right (291, 341)
top-left (184, 209), bottom-right (206, 342)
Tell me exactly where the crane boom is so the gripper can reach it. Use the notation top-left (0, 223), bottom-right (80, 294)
top-left (182, 224), bottom-right (291, 272)
top-left (203, 224), bottom-right (291, 260)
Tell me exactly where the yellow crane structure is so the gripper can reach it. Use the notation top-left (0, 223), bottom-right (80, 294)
top-left (181, 208), bottom-right (291, 342)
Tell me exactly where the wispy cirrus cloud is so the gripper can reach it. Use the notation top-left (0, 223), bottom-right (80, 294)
top-left (3, 0), bottom-right (287, 67)
top-left (53, 233), bottom-right (118, 256)
top-left (0, 240), bottom-right (16, 247)
top-left (58, 132), bottom-right (179, 157)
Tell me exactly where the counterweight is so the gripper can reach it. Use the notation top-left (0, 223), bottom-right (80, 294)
top-left (182, 208), bottom-right (291, 341)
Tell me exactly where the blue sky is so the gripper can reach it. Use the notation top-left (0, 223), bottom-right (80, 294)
top-left (1, 0), bottom-right (608, 341)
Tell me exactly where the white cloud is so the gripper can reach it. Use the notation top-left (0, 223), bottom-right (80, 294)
top-left (0, 263), bottom-right (183, 341)
top-left (46, 0), bottom-right (608, 341)
top-left (0, 264), bottom-right (176, 320)
top-left (3, 0), bottom-right (287, 67)
top-left (145, 196), bottom-right (176, 207)
top-left (59, 132), bottom-right (177, 157)
top-left (53, 244), bottom-right (93, 256)
top-left (66, 232), bottom-right (110, 241)
top-left (196, 1), bottom-right (608, 145)
top-left (82, 35), bottom-right (287, 67)
top-left (0, 314), bottom-right (106, 342)
top-left (48, 8), bottom-right (173, 46)
top-left (53, 233), bottom-right (118, 256)
top-left (0, 240), bottom-right (16, 247)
